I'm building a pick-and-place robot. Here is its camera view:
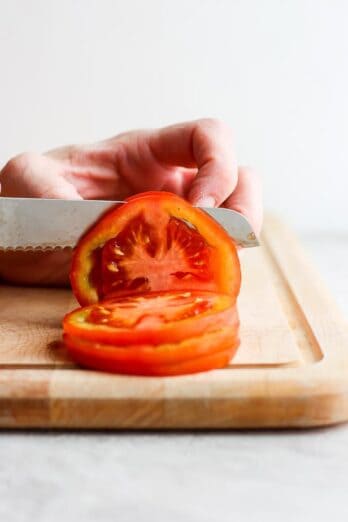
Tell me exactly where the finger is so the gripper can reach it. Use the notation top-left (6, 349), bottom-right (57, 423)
top-left (223, 166), bottom-right (263, 236)
top-left (0, 153), bottom-right (82, 199)
top-left (149, 119), bottom-right (238, 206)
top-left (187, 119), bottom-right (238, 207)
top-left (149, 122), bottom-right (198, 168)
top-left (161, 168), bottom-right (197, 197)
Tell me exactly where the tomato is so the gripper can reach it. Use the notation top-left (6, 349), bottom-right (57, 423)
top-left (65, 191), bottom-right (242, 377)
top-left (63, 290), bottom-right (239, 345)
top-left (63, 327), bottom-right (239, 376)
top-left (70, 191), bottom-right (240, 306)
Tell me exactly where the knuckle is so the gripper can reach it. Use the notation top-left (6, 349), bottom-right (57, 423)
top-left (199, 117), bottom-right (232, 136)
top-left (1, 152), bottom-right (36, 178)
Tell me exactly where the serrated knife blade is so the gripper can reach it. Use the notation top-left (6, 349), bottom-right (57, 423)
top-left (0, 197), bottom-right (259, 250)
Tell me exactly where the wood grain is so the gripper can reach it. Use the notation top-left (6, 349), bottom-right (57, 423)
top-left (232, 247), bottom-right (301, 366)
top-left (0, 286), bottom-right (76, 367)
top-left (0, 370), bottom-right (50, 427)
top-left (0, 216), bottom-right (347, 429)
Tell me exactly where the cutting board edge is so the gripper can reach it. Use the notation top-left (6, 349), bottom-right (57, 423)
top-left (1, 356), bottom-right (348, 428)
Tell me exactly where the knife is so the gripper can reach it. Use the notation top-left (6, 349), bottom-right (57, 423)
top-left (0, 197), bottom-right (259, 250)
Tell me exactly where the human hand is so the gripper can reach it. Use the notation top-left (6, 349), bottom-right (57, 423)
top-left (0, 119), bottom-right (262, 285)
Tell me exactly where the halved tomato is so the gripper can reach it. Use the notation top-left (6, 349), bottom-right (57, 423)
top-left (63, 327), bottom-right (239, 376)
top-left (63, 290), bottom-right (239, 345)
top-left (70, 191), bottom-right (240, 306)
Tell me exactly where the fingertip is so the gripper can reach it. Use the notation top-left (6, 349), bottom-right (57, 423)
top-left (223, 166), bottom-right (263, 237)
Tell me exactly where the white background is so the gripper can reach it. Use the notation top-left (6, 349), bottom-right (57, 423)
top-left (1, 4), bottom-right (348, 521)
top-left (0, 0), bottom-right (347, 233)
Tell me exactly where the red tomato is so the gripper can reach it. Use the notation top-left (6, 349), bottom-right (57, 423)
top-left (63, 327), bottom-right (239, 376)
top-left (65, 191), bottom-right (242, 377)
top-left (63, 290), bottom-right (239, 345)
top-left (70, 191), bottom-right (240, 306)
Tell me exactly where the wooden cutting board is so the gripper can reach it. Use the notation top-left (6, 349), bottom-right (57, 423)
top-left (0, 216), bottom-right (347, 429)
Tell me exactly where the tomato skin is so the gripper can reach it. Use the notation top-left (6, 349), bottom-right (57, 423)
top-left (63, 328), bottom-right (239, 376)
top-left (70, 191), bottom-right (240, 306)
top-left (63, 291), bottom-right (239, 346)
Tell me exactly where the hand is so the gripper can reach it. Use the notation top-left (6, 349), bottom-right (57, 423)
top-left (0, 119), bottom-right (262, 285)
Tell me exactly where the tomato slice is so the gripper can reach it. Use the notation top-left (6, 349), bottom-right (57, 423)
top-left (63, 290), bottom-right (239, 346)
top-left (63, 327), bottom-right (240, 376)
top-left (70, 191), bottom-right (240, 306)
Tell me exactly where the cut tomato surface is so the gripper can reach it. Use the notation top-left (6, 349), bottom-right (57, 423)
top-left (63, 327), bottom-right (240, 376)
top-left (63, 290), bottom-right (239, 345)
top-left (70, 191), bottom-right (240, 306)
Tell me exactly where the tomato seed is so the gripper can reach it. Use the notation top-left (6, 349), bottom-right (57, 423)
top-left (113, 246), bottom-right (125, 256)
top-left (107, 262), bottom-right (119, 272)
top-left (98, 308), bottom-right (111, 315)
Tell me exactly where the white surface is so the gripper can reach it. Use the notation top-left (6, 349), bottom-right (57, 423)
top-left (0, 236), bottom-right (347, 522)
top-left (0, 0), bottom-right (348, 233)
top-left (300, 233), bottom-right (348, 315)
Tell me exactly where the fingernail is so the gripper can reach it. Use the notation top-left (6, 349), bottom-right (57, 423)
top-left (194, 196), bottom-right (216, 208)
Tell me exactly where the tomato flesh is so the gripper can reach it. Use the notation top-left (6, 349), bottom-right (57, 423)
top-left (63, 290), bottom-right (239, 345)
top-left (70, 192), bottom-right (240, 306)
top-left (100, 214), bottom-right (214, 298)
